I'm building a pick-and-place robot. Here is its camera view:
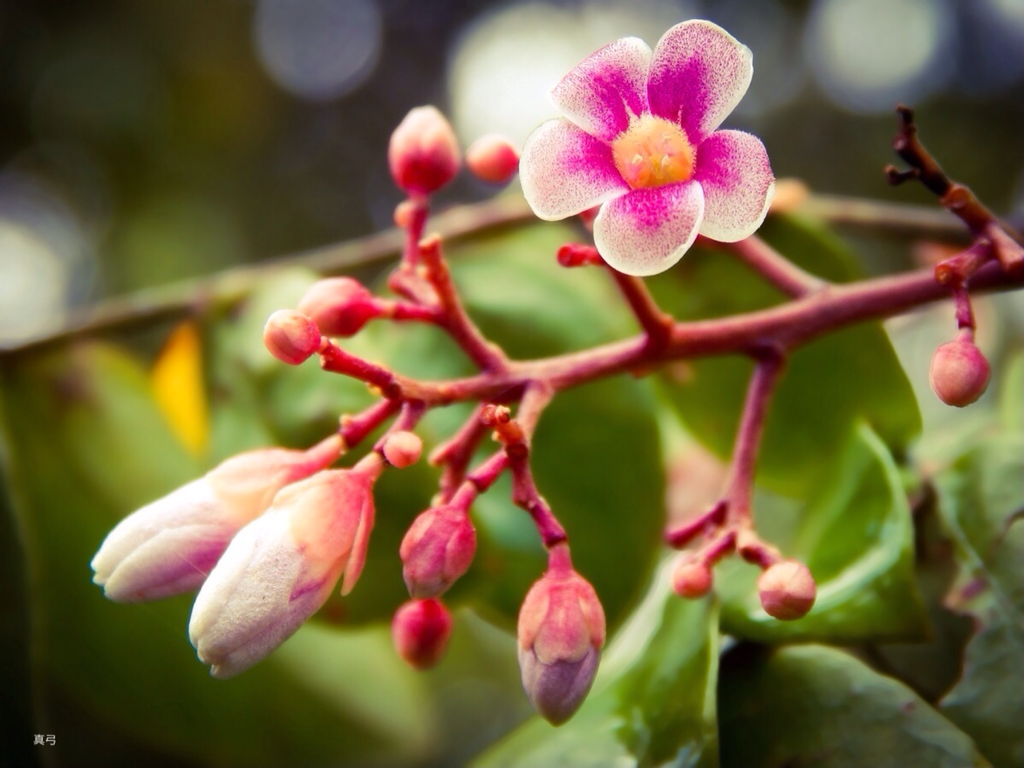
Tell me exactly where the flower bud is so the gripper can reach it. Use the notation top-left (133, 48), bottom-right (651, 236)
top-left (263, 309), bottom-right (321, 365)
top-left (929, 336), bottom-right (990, 407)
top-left (189, 464), bottom-right (378, 678)
top-left (672, 557), bottom-right (713, 599)
top-left (400, 505), bottom-right (476, 598)
top-left (90, 438), bottom-right (342, 603)
top-left (391, 598), bottom-right (452, 670)
top-left (466, 134), bottom-right (520, 184)
top-left (388, 106), bottom-right (460, 196)
top-left (758, 559), bottom-right (816, 621)
top-left (517, 567), bottom-right (605, 725)
top-left (382, 431), bottom-right (422, 468)
top-left (297, 277), bottom-right (381, 338)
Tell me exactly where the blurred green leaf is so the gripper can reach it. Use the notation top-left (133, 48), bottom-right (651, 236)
top-left (475, 563), bottom-right (718, 768)
top-left (0, 343), bottom-right (431, 766)
top-left (453, 222), bottom-right (634, 358)
top-left (648, 214), bottom-right (921, 496)
top-left (718, 644), bottom-right (989, 768)
top-left (935, 424), bottom-right (1024, 768)
top-left (865, 489), bottom-right (974, 702)
top-left (718, 424), bottom-right (928, 642)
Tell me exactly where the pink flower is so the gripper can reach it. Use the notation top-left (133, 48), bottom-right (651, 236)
top-left (519, 20), bottom-right (774, 277)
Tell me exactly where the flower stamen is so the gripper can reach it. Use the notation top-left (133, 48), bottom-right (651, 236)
top-left (612, 116), bottom-right (695, 190)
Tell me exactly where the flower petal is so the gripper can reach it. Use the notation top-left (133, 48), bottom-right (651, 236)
top-left (593, 181), bottom-right (704, 276)
top-left (648, 20), bottom-right (753, 145)
top-left (551, 36), bottom-right (652, 142)
top-left (520, 119), bottom-right (629, 221)
top-left (695, 130), bottom-right (774, 242)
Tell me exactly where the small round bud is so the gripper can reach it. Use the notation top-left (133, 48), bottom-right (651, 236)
top-left (400, 505), bottom-right (476, 597)
top-left (392, 598), bottom-right (452, 670)
top-left (382, 431), bottom-right (422, 468)
top-left (466, 134), bottom-right (520, 184)
top-left (263, 310), bottom-right (321, 365)
top-left (758, 559), bottom-right (816, 621)
top-left (517, 567), bottom-right (605, 724)
top-left (297, 277), bottom-right (380, 338)
top-left (388, 106), bottom-right (460, 196)
top-left (929, 337), bottom-right (990, 407)
top-left (672, 557), bottom-right (713, 599)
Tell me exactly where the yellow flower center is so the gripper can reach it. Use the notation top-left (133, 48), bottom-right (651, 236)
top-left (611, 116), bottom-right (695, 190)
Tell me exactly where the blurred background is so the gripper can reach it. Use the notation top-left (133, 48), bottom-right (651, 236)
top-left (2, 0), bottom-right (1024, 347)
top-left (3, 2), bottom-right (1024, 767)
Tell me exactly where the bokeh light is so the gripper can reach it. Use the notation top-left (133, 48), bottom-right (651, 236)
top-left (254, 0), bottom-right (382, 102)
top-left (447, 0), bottom-right (695, 148)
top-left (0, 172), bottom-right (83, 345)
top-left (805, 0), bottom-right (955, 113)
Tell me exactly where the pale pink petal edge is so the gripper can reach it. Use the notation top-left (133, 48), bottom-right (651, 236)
top-left (593, 181), bottom-right (705, 277)
top-left (695, 129), bottom-right (775, 243)
top-left (550, 36), bottom-right (652, 142)
top-left (647, 20), bottom-right (753, 144)
top-left (519, 118), bottom-right (629, 221)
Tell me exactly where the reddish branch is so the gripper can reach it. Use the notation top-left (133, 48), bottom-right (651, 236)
top-left (886, 104), bottom-right (1024, 276)
top-left (317, 106), bottom-right (1024, 579)
top-left (322, 256), bottom-right (1022, 407)
top-left (719, 235), bottom-right (827, 298)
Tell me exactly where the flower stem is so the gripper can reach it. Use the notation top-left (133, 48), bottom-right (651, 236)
top-left (722, 349), bottom-right (785, 524)
top-left (418, 234), bottom-right (508, 371)
top-left (606, 270), bottom-right (674, 349)
top-left (720, 234), bottom-right (827, 297)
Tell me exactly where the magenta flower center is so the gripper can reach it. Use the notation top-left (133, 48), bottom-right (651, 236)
top-left (611, 116), bottom-right (696, 190)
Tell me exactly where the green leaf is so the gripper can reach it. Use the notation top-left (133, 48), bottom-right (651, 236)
top-left (865, 491), bottom-right (975, 702)
top-left (475, 562), bottom-right (719, 768)
top-left (0, 343), bottom-right (431, 766)
top-left (648, 214), bottom-right (921, 496)
top-left (718, 644), bottom-right (989, 768)
top-left (935, 430), bottom-right (1024, 768)
top-left (452, 222), bottom-right (634, 357)
top-left (718, 423), bottom-right (928, 642)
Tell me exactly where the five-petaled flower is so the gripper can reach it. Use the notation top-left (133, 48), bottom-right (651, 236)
top-left (519, 20), bottom-right (774, 276)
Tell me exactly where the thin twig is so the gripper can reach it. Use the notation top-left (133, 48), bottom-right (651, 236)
top-left (1, 195), bottom-right (536, 357)
top-left (418, 234), bottom-right (508, 371)
top-left (720, 235), bottom-right (827, 298)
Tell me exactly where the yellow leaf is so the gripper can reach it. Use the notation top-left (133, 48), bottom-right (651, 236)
top-left (151, 321), bottom-right (209, 456)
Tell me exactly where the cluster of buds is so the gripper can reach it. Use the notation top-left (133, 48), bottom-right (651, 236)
top-left (91, 437), bottom-right (386, 677)
top-left (667, 499), bottom-right (817, 622)
top-left (95, 83), bottom-right (1019, 732)
top-left (388, 105), bottom-right (520, 196)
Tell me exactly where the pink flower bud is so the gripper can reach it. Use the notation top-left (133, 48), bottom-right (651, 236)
top-left (466, 134), bottom-right (520, 184)
top-left (391, 598), bottom-right (452, 670)
top-left (382, 431), bottom-right (422, 468)
top-left (90, 437), bottom-right (342, 603)
top-left (189, 464), bottom-right (379, 678)
top-left (672, 557), bottom-right (713, 599)
top-left (263, 309), bottom-right (321, 365)
top-left (929, 336), bottom-right (990, 407)
top-left (388, 106), bottom-right (460, 196)
top-left (400, 505), bottom-right (476, 598)
top-left (758, 559), bottom-right (816, 621)
top-left (297, 277), bottom-right (381, 338)
top-left (517, 568), bottom-right (606, 725)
